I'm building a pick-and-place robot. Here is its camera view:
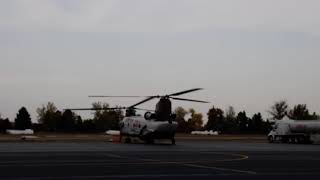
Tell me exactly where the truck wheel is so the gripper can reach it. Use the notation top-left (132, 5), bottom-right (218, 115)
top-left (290, 137), bottom-right (297, 144)
top-left (268, 136), bottom-right (274, 143)
top-left (281, 137), bottom-right (288, 143)
top-left (306, 137), bottom-right (313, 144)
top-left (296, 137), bottom-right (302, 144)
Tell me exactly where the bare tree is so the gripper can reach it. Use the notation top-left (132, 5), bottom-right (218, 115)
top-left (188, 108), bottom-right (203, 131)
top-left (268, 100), bottom-right (289, 120)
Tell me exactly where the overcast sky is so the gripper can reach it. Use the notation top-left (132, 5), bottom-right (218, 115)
top-left (1, 0), bottom-right (320, 122)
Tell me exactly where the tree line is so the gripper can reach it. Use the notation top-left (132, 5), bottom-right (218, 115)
top-left (0, 100), bottom-right (319, 134)
top-left (175, 106), bottom-right (270, 134)
top-left (268, 100), bottom-right (319, 120)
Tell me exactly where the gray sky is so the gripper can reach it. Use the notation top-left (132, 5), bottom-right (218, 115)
top-left (1, 0), bottom-right (320, 122)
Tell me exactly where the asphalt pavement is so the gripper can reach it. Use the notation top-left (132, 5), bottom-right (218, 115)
top-left (0, 141), bottom-right (320, 179)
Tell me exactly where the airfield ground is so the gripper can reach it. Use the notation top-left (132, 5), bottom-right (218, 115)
top-left (0, 133), bottom-right (266, 143)
top-left (0, 135), bottom-right (320, 179)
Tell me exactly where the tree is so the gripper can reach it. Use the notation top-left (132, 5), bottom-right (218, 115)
top-left (174, 107), bottom-right (189, 132)
top-left (262, 119), bottom-right (273, 133)
top-left (268, 100), bottom-right (289, 120)
top-left (36, 102), bottom-right (58, 131)
top-left (288, 104), bottom-right (317, 120)
top-left (75, 116), bottom-right (83, 131)
top-left (310, 112), bottom-right (320, 120)
top-left (188, 108), bottom-right (203, 131)
top-left (107, 109), bottom-right (123, 130)
top-left (251, 113), bottom-right (263, 133)
top-left (92, 102), bottom-right (123, 131)
top-left (224, 106), bottom-right (238, 133)
top-left (237, 111), bottom-right (249, 133)
top-left (225, 106), bottom-right (236, 120)
top-left (61, 110), bottom-right (77, 131)
top-left (0, 114), bottom-right (12, 133)
top-left (55, 110), bottom-right (63, 131)
top-left (206, 106), bottom-right (224, 132)
top-left (81, 119), bottom-right (96, 132)
top-left (15, 107), bottom-right (32, 130)
top-left (37, 102), bottom-right (57, 122)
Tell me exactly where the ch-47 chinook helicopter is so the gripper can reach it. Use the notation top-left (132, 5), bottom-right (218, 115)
top-left (68, 88), bottom-right (209, 145)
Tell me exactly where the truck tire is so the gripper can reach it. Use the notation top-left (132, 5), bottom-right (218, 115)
top-left (305, 136), bottom-right (313, 144)
top-left (296, 137), bottom-right (303, 144)
top-left (290, 137), bottom-right (297, 144)
top-left (268, 136), bottom-right (274, 143)
top-left (281, 137), bottom-right (288, 143)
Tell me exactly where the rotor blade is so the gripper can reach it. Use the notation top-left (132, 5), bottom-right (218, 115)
top-left (88, 96), bottom-right (146, 98)
top-left (168, 88), bottom-right (204, 97)
top-left (129, 96), bottom-right (156, 108)
top-left (171, 97), bottom-right (209, 103)
top-left (133, 107), bottom-right (155, 112)
top-left (65, 107), bottom-right (126, 111)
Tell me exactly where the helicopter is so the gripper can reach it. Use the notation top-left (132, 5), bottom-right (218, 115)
top-left (67, 88), bottom-right (209, 145)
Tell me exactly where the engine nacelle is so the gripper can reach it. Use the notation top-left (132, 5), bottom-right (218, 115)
top-left (144, 112), bottom-right (154, 120)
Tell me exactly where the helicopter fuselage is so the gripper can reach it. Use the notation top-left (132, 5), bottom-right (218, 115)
top-left (119, 116), bottom-right (178, 141)
top-left (67, 88), bottom-right (207, 145)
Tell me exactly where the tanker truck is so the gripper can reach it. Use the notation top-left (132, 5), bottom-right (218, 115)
top-left (268, 116), bottom-right (320, 144)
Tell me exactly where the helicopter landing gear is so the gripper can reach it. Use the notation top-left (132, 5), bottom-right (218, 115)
top-left (146, 138), bottom-right (154, 144)
top-left (171, 138), bottom-right (176, 145)
top-left (124, 137), bottom-right (132, 143)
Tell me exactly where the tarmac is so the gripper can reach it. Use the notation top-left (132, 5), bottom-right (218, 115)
top-left (0, 140), bottom-right (320, 179)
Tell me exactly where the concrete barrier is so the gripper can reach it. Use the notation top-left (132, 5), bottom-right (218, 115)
top-left (191, 130), bottom-right (219, 135)
top-left (6, 129), bottom-right (34, 135)
top-left (106, 130), bottom-right (121, 136)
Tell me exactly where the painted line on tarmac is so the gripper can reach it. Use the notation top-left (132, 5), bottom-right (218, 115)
top-left (101, 152), bottom-right (257, 175)
top-left (103, 151), bottom-right (250, 164)
top-left (6, 172), bottom-right (320, 180)
top-left (0, 152), bottom-right (251, 169)
top-left (0, 173), bottom-right (233, 180)
top-left (0, 161), bottom-right (175, 167)
top-left (0, 152), bottom-right (255, 175)
top-left (198, 152), bottom-right (249, 162)
top-left (183, 163), bottom-right (257, 175)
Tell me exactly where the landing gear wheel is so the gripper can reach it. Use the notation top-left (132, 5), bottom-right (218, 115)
top-left (171, 138), bottom-right (176, 145)
top-left (146, 139), bottom-right (154, 144)
top-left (125, 137), bottom-right (132, 143)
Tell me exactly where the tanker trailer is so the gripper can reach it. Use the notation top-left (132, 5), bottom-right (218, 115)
top-left (268, 116), bottom-right (320, 144)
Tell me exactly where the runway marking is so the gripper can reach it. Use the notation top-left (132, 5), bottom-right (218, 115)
top-left (99, 152), bottom-right (256, 175)
top-left (0, 151), bottom-right (255, 175)
top-left (0, 162), bottom-right (174, 167)
top-left (198, 152), bottom-right (249, 162)
top-left (156, 156), bottom-right (256, 175)
top-left (5, 172), bottom-right (320, 180)
top-left (183, 164), bottom-right (257, 175)
top-left (0, 173), bottom-right (231, 180)
top-left (103, 154), bottom-right (127, 159)
top-left (102, 151), bottom-right (250, 164)
top-left (0, 152), bottom-right (251, 167)
top-left (5, 171), bottom-right (320, 180)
